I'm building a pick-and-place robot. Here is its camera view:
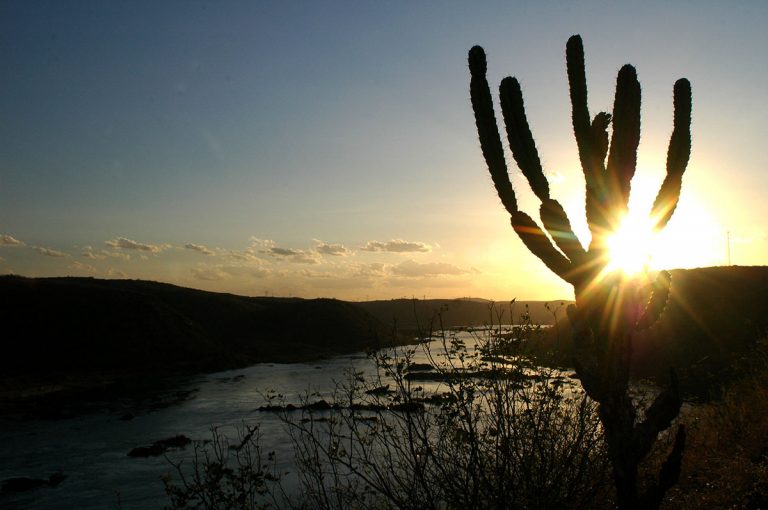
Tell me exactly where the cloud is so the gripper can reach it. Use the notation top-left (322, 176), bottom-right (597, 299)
top-left (105, 237), bottom-right (169, 253)
top-left (351, 262), bottom-right (387, 277)
top-left (249, 238), bottom-right (321, 264)
top-left (68, 261), bottom-right (96, 273)
top-left (227, 250), bottom-right (261, 262)
top-left (107, 268), bottom-right (127, 278)
top-left (191, 267), bottom-right (230, 281)
top-left (300, 269), bottom-right (335, 278)
top-left (191, 265), bottom-right (270, 281)
top-left (0, 235), bottom-right (24, 247)
top-left (391, 259), bottom-right (468, 277)
top-left (184, 243), bottom-right (214, 255)
top-left (360, 239), bottom-right (431, 253)
top-left (265, 246), bottom-right (321, 264)
top-left (81, 248), bottom-right (101, 259)
top-left (35, 246), bottom-right (67, 258)
top-left (82, 246), bottom-right (131, 260)
top-left (249, 238), bottom-right (276, 250)
top-left (314, 240), bottom-right (352, 257)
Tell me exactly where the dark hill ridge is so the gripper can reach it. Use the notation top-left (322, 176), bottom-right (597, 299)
top-left (356, 298), bottom-right (570, 330)
top-left (536, 266), bottom-right (768, 394)
top-left (638, 265), bottom-right (768, 379)
top-left (3, 266), bottom-right (764, 403)
top-left (0, 276), bottom-right (398, 381)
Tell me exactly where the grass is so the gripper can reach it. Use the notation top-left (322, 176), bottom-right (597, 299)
top-left (657, 339), bottom-right (768, 508)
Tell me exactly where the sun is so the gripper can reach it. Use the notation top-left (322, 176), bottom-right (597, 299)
top-left (605, 213), bottom-right (656, 276)
top-left (599, 172), bottom-right (724, 276)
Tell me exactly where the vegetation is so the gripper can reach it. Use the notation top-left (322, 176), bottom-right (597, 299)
top-left (660, 336), bottom-right (768, 508)
top-left (163, 311), bottom-right (612, 509)
top-left (159, 303), bottom-right (768, 509)
top-left (163, 424), bottom-right (281, 510)
top-left (468, 35), bottom-right (691, 508)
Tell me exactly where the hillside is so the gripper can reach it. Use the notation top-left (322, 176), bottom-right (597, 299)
top-left (356, 298), bottom-right (571, 331)
top-left (0, 276), bottom-right (399, 389)
top-left (536, 266), bottom-right (768, 394)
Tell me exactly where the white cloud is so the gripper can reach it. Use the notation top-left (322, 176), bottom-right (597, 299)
top-left (192, 264), bottom-right (270, 281)
top-left (81, 247), bottom-right (101, 259)
top-left (314, 240), bottom-right (352, 256)
top-left (266, 247), bottom-right (322, 264)
top-left (191, 267), bottom-right (230, 281)
top-left (300, 269), bottom-right (335, 278)
top-left (251, 239), bottom-right (321, 264)
top-left (107, 268), bottom-right (128, 278)
top-left (35, 246), bottom-right (67, 258)
top-left (360, 239), bottom-right (431, 253)
top-left (184, 243), bottom-right (214, 255)
top-left (105, 237), bottom-right (169, 253)
top-left (249, 238), bottom-right (276, 250)
top-left (391, 259), bottom-right (468, 277)
top-left (83, 246), bottom-right (131, 260)
top-left (68, 261), bottom-right (96, 273)
top-left (227, 250), bottom-right (260, 262)
top-left (0, 235), bottom-right (24, 247)
top-left (351, 262), bottom-right (387, 277)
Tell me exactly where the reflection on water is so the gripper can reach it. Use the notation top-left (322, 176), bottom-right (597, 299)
top-left (0, 331), bottom-right (538, 509)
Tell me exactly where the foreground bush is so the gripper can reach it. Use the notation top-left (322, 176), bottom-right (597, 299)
top-left (163, 424), bottom-right (280, 509)
top-left (283, 329), bottom-right (610, 509)
top-left (163, 315), bottom-right (611, 509)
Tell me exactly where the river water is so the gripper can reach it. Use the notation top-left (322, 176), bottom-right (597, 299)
top-left (2, 332), bottom-right (525, 509)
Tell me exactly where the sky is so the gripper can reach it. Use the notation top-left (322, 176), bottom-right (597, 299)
top-left (1, 1), bottom-right (767, 301)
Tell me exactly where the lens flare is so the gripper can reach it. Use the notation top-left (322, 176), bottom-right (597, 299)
top-left (606, 214), bottom-right (656, 275)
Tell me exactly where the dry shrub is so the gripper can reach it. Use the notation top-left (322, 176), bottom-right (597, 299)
top-left (658, 338), bottom-right (768, 508)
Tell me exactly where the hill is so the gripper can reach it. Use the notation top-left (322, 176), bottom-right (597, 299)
top-left (536, 266), bottom-right (768, 395)
top-left (355, 298), bottom-right (571, 331)
top-left (0, 276), bottom-right (401, 402)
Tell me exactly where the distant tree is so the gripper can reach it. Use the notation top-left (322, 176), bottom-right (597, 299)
top-left (468, 35), bottom-right (690, 509)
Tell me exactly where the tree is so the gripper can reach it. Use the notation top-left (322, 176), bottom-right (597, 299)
top-left (468, 35), bottom-right (690, 509)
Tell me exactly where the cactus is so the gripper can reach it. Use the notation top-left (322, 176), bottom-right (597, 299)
top-left (468, 35), bottom-right (691, 509)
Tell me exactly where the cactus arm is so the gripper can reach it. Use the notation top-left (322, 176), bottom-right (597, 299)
top-left (650, 78), bottom-right (692, 230)
top-left (511, 211), bottom-right (575, 283)
top-left (567, 35), bottom-right (613, 241)
top-left (632, 369), bottom-right (682, 461)
top-left (591, 112), bottom-right (612, 165)
top-left (468, 46), bottom-right (518, 215)
top-left (607, 65), bottom-right (641, 215)
top-left (635, 270), bottom-right (672, 330)
top-left (539, 198), bottom-right (586, 263)
top-left (498, 76), bottom-right (550, 201)
top-left (496, 75), bottom-right (587, 264)
top-left (639, 425), bottom-right (686, 509)
top-left (566, 35), bottom-right (593, 173)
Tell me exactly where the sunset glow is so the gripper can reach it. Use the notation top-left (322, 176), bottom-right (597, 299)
top-left (604, 177), bottom-right (724, 276)
top-left (0, 2), bottom-right (765, 302)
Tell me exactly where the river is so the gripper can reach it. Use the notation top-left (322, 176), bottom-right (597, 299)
top-left (0, 330), bottom-right (556, 509)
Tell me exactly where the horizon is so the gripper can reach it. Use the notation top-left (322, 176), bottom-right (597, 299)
top-left (2, 1), bottom-right (767, 301)
top-left (0, 272), bottom-right (579, 303)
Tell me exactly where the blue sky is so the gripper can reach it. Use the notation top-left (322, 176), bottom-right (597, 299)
top-left (2, 1), bottom-right (767, 300)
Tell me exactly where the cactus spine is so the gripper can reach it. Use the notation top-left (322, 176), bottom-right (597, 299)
top-left (468, 35), bottom-right (691, 509)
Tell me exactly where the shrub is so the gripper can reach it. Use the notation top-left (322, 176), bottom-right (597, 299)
top-left (280, 314), bottom-right (610, 509)
top-left (163, 423), bottom-right (280, 510)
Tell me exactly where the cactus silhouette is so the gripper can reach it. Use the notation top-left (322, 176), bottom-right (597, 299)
top-left (469, 35), bottom-right (690, 509)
